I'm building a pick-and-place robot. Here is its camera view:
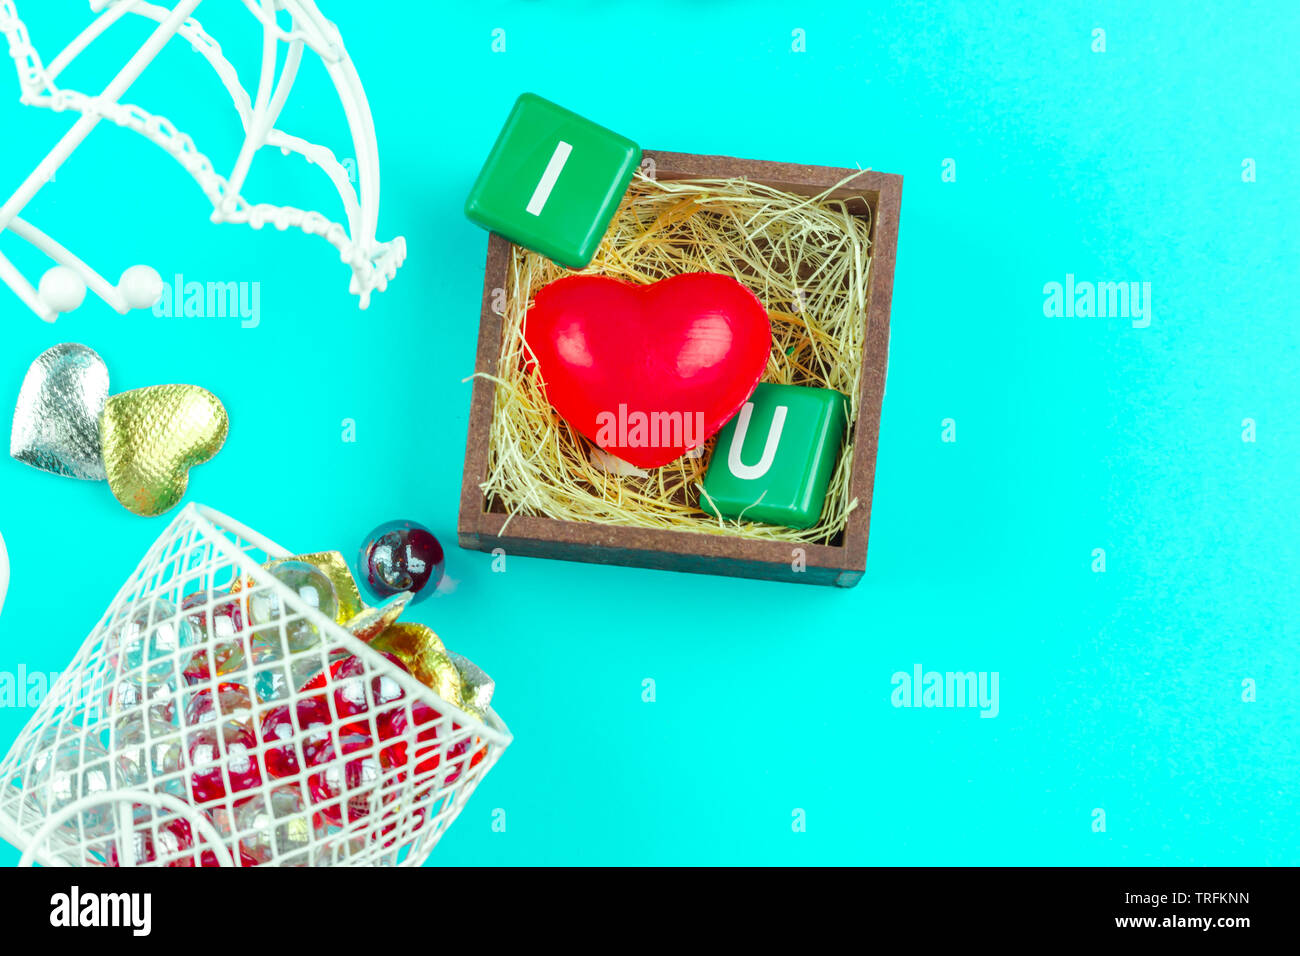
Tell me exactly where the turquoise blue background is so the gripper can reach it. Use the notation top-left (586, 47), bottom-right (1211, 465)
top-left (1, 1), bottom-right (1296, 865)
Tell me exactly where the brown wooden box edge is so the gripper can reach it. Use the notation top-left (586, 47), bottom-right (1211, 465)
top-left (457, 150), bottom-right (902, 588)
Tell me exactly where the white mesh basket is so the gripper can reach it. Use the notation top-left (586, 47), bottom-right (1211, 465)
top-left (0, 504), bottom-right (510, 867)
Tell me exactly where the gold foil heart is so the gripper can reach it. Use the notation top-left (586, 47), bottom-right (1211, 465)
top-left (101, 385), bottom-right (228, 517)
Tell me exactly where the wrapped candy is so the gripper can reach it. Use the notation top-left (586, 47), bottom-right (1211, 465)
top-left (260, 692), bottom-right (380, 828)
top-left (449, 652), bottom-right (495, 718)
top-left (104, 597), bottom-right (189, 684)
top-left (104, 813), bottom-right (222, 868)
top-left (112, 712), bottom-right (184, 794)
top-left (369, 623), bottom-right (471, 718)
top-left (229, 787), bottom-right (319, 867)
top-left (180, 590), bottom-right (247, 685)
top-left (260, 696), bottom-right (335, 779)
top-left (104, 673), bottom-right (178, 727)
top-left (252, 664), bottom-right (292, 705)
top-left (308, 728), bottom-right (382, 827)
top-left (373, 790), bottom-right (428, 850)
top-left (247, 560), bottom-right (339, 657)
top-left (104, 819), bottom-right (161, 868)
top-left (102, 598), bottom-right (190, 730)
top-left (22, 730), bottom-right (115, 841)
top-left (270, 552), bottom-right (366, 624)
top-left (183, 683), bottom-right (263, 804)
top-left (341, 592), bottom-right (412, 644)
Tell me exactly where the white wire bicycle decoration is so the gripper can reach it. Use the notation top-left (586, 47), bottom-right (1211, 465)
top-left (0, 0), bottom-right (406, 323)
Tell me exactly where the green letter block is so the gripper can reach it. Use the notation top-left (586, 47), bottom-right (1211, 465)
top-left (464, 93), bottom-right (641, 270)
top-left (701, 384), bottom-right (849, 530)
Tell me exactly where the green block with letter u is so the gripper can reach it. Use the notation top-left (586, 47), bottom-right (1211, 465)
top-left (701, 383), bottom-right (849, 530)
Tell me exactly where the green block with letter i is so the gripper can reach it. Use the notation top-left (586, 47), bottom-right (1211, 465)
top-left (701, 383), bottom-right (849, 530)
top-left (464, 93), bottom-right (641, 269)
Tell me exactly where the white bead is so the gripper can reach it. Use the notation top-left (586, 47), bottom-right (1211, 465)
top-left (37, 266), bottom-right (87, 314)
top-left (118, 264), bottom-right (164, 310)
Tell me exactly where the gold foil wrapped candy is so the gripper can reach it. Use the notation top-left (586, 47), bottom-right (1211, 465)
top-left (449, 652), bottom-right (495, 718)
top-left (370, 622), bottom-right (476, 718)
top-left (343, 592), bottom-right (412, 642)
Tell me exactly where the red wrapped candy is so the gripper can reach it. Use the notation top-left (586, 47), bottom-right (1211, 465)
top-left (184, 684), bottom-right (262, 804)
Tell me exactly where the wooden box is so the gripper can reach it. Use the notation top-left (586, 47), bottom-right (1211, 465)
top-left (457, 150), bottom-right (902, 587)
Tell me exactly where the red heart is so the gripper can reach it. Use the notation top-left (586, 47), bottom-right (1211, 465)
top-left (523, 273), bottom-right (771, 468)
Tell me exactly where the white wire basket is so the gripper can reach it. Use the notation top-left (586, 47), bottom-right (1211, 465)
top-left (0, 504), bottom-right (510, 867)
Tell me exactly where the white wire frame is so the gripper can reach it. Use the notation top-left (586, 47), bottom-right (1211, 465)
top-left (0, 503), bottom-right (510, 867)
top-left (0, 0), bottom-right (406, 322)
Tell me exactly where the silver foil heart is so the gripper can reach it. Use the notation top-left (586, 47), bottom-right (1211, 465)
top-left (10, 343), bottom-right (109, 481)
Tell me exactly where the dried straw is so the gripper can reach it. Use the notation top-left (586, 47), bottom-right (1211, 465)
top-left (477, 172), bottom-right (873, 544)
